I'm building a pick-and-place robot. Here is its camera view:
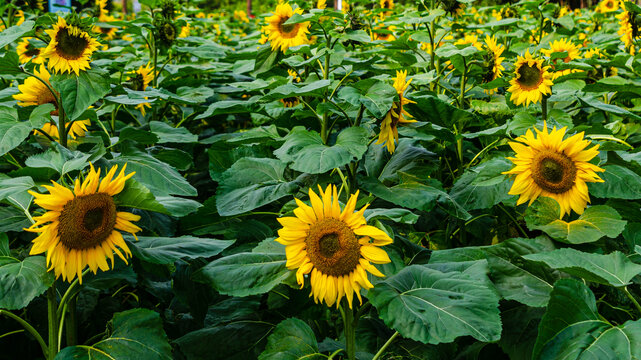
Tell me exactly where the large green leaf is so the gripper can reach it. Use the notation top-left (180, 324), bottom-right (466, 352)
top-left (115, 178), bottom-right (169, 215)
top-left (111, 153), bottom-right (197, 196)
top-left (588, 165), bottom-right (641, 200)
top-left (150, 121), bottom-right (198, 143)
top-left (127, 236), bottom-right (234, 264)
top-left (192, 243), bottom-right (289, 297)
top-left (405, 94), bottom-right (477, 128)
top-left (25, 144), bottom-right (90, 176)
top-left (261, 80), bottom-right (330, 101)
top-left (216, 157), bottom-right (302, 216)
top-left (450, 157), bottom-right (513, 211)
top-left (338, 79), bottom-right (396, 118)
top-left (0, 256), bottom-right (54, 310)
top-left (56, 309), bottom-right (172, 360)
top-left (360, 177), bottom-right (471, 220)
top-left (524, 248), bottom-right (641, 287)
top-left (524, 198), bottom-right (626, 244)
top-left (259, 318), bottom-right (322, 360)
top-left (0, 21), bottom-right (35, 48)
top-left (533, 279), bottom-right (641, 360)
top-left (369, 264), bottom-right (502, 344)
top-left (274, 126), bottom-right (369, 174)
top-left (0, 107), bottom-right (31, 157)
top-left (50, 68), bottom-right (111, 121)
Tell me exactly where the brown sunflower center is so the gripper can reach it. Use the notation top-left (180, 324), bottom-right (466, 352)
top-left (55, 27), bottom-right (89, 60)
top-left (517, 63), bottom-right (543, 89)
top-left (531, 150), bottom-right (577, 194)
top-left (36, 86), bottom-right (60, 116)
top-left (58, 193), bottom-right (117, 250)
top-left (305, 218), bottom-right (360, 276)
top-left (130, 73), bottom-right (145, 91)
top-left (24, 45), bottom-right (40, 58)
top-left (278, 18), bottom-right (300, 39)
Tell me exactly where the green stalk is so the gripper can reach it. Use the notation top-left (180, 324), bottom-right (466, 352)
top-left (372, 331), bottom-right (400, 360)
top-left (542, 95), bottom-right (548, 122)
top-left (343, 304), bottom-right (356, 360)
top-left (47, 285), bottom-right (59, 360)
top-left (321, 38), bottom-right (331, 144)
top-left (0, 310), bottom-right (47, 357)
top-left (458, 59), bottom-right (467, 109)
top-left (623, 286), bottom-right (641, 317)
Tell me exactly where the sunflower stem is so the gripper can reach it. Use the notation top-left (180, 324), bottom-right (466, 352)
top-left (542, 95), bottom-right (548, 122)
top-left (0, 310), bottom-right (48, 358)
top-left (622, 286), bottom-right (641, 317)
top-left (372, 331), bottom-right (400, 360)
top-left (65, 297), bottom-right (77, 347)
top-left (342, 302), bottom-right (356, 360)
top-left (47, 284), bottom-right (59, 360)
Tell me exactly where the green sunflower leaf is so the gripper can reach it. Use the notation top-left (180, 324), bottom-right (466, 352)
top-left (369, 264), bottom-right (502, 345)
top-left (588, 165), bottom-right (641, 200)
top-left (50, 67), bottom-right (111, 122)
top-left (259, 318), bottom-right (323, 360)
top-left (55, 308), bottom-right (172, 360)
top-left (0, 21), bottom-right (35, 48)
top-left (0, 107), bottom-right (31, 157)
top-left (533, 279), bottom-right (641, 360)
top-left (523, 248), bottom-right (641, 287)
top-left (0, 256), bottom-right (54, 310)
top-left (126, 236), bottom-right (234, 264)
top-left (524, 197), bottom-right (626, 244)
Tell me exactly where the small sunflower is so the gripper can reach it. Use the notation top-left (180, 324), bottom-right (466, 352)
top-left (157, 19), bottom-right (178, 46)
top-left (128, 63), bottom-right (154, 91)
top-left (597, 0), bottom-right (619, 13)
top-left (13, 65), bottom-right (91, 140)
top-left (288, 69), bottom-right (301, 82)
top-left (541, 38), bottom-right (582, 80)
top-left (26, 164), bottom-right (142, 283)
top-left (16, 37), bottom-right (45, 64)
top-left (265, 3), bottom-right (310, 52)
top-left (233, 10), bottom-right (249, 22)
top-left (372, 25), bottom-right (396, 41)
top-left (508, 50), bottom-right (553, 106)
top-left (454, 34), bottom-right (483, 50)
top-left (482, 35), bottom-right (505, 94)
top-left (317, 0), bottom-right (327, 9)
top-left (276, 185), bottom-right (392, 308)
top-left (93, 14), bottom-right (118, 41)
top-left (179, 22), bottom-right (191, 38)
top-left (442, 0), bottom-right (465, 17)
top-left (281, 97), bottom-right (300, 107)
top-left (583, 47), bottom-right (605, 59)
top-left (41, 17), bottom-right (101, 75)
top-left (617, 8), bottom-right (641, 54)
top-left (503, 122), bottom-right (604, 218)
top-left (376, 70), bottom-right (416, 153)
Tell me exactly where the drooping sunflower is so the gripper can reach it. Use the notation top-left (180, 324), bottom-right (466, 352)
top-left (265, 3), bottom-right (310, 52)
top-left (482, 35), bottom-right (505, 94)
top-left (276, 185), bottom-right (392, 308)
top-left (507, 50), bottom-right (554, 106)
top-left (26, 164), bottom-right (142, 283)
top-left (597, 0), bottom-right (619, 13)
top-left (13, 65), bottom-right (91, 140)
top-left (617, 8), bottom-right (641, 54)
top-left (376, 70), bottom-right (416, 153)
top-left (16, 37), bottom-right (45, 64)
top-left (503, 122), bottom-right (605, 218)
top-left (41, 17), bottom-right (101, 75)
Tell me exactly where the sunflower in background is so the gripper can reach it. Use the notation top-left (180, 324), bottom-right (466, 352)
top-left (93, 0), bottom-right (118, 41)
top-left (442, 0), bottom-right (466, 17)
top-left (617, 6), bottom-right (641, 54)
top-left (454, 34), bottom-right (483, 50)
top-left (541, 38), bottom-right (582, 79)
top-left (13, 65), bottom-right (91, 140)
top-left (508, 50), bottom-right (554, 106)
top-left (41, 16), bottom-right (101, 75)
top-left (265, 2), bottom-right (310, 52)
top-left (127, 63), bottom-right (154, 116)
top-left (26, 164), bottom-right (142, 283)
top-left (276, 185), bottom-right (392, 308)
top-left (16, 37), bottom-right (45, 64)
top-left (281, 97), bottom-right (300, 107)
top-left (317, 0), bottom-right (327, 10)
top-left (376, 70), bottom-right (416, 153)
top-left (596, 0), bottom-right (619, 13)
top-left (482, 35), bottom-right (505, 94)
top-left (288, 69), bottom-right (301, 82)
top-left (503, 122), bottom-right (604, 218)
top-left (233, 10), bottom-right (249, 23)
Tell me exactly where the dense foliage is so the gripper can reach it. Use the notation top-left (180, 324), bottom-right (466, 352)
top-left (1, 0), bottom-right (641, 359)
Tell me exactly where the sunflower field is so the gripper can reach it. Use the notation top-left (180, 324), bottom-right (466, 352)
top-left (3, 0), bottom-right (641, 358)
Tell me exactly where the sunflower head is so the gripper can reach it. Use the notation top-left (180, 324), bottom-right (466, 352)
top-left (40, 16), bottom-right (101, 75)
top-left (503, 122), bottom-right (605, 218)
top-left (276, 185), bottom-right (392, 308)
top-left (24, 0), bottom-right (44, 11)
top-left (597, 0), bottom-right (619, 13)
top-left (500, 5), bottom-right (518, 18)
top-left (26, 164), bottom-right (142, 283)
top-left (127, 63), bottom-right (154, 91)
top-left (507, 50), bottom-right (554, 106)
top-left (265, 3), bottom-right (310, 52)
top-left (376, 70), bottom-right (416, 153)
top-left (16, 37), bottom-right (45, 64)
top-left (156, 19), bottom-right (178, 46)
top-left (317, 0), bottom-right (327, 9)
top-left (481, 36), bottom-right (505, 85)
top-left (442, 0), bottom-right (466, 17)
top-left (281, 97), bottom-right (300, 107)
top-left (158, 0), bottom-right (178, 20)
top-left (541, 38), bottom-right (581, 64)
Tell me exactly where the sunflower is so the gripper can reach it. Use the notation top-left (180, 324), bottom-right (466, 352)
top-left (541, 38), bottom-right (582, 79)
top-left (26, 164), bottom-right (142, 283)
top-left (317, 0), bottom-right (327, 9)
top-left (41, 17), bottom-right (101, 75)
top-left (265, 3), bottom-right (310, 52)
top-left (597, 0), bottom-right (619, 13)
top-left (288, 69), bottom-right (301, 82)
top-left (13, 65), bottom-right (91, 140)
top-left (179, 22), bottom-right (191, 38)
top-left (482, 35), bottom-right (505, 94)
top-left (376, 70), bottom-right (416, 153)
top-left (442, 0), bottom-right (465, 17)
top-left (584, 47), bottom-right (605, 59)
top-left (276, 185), bottom-right (392, 308)
top-left (128, 63), bottom-right (154, 91)
top-left (93, 14), bottom-right (118, 41)
top-left (372, 25), bottom-right (396, 41)
top-left (281, 97), bottom-right (300, 107)
top-left (454, 34), bottom-right (483, 50)
top-left (233, 10), bottom-right (249, 22)
top-left (16, 37), bottom-right (45, 64)
top-left (503, 122), bottom-right (604, 218)
top-left (617, 8), bottom-right (640, 54)
top-left (97, 0), bottom-right (108, 17)
top-left (507, 50), bottom-right (553, 106)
